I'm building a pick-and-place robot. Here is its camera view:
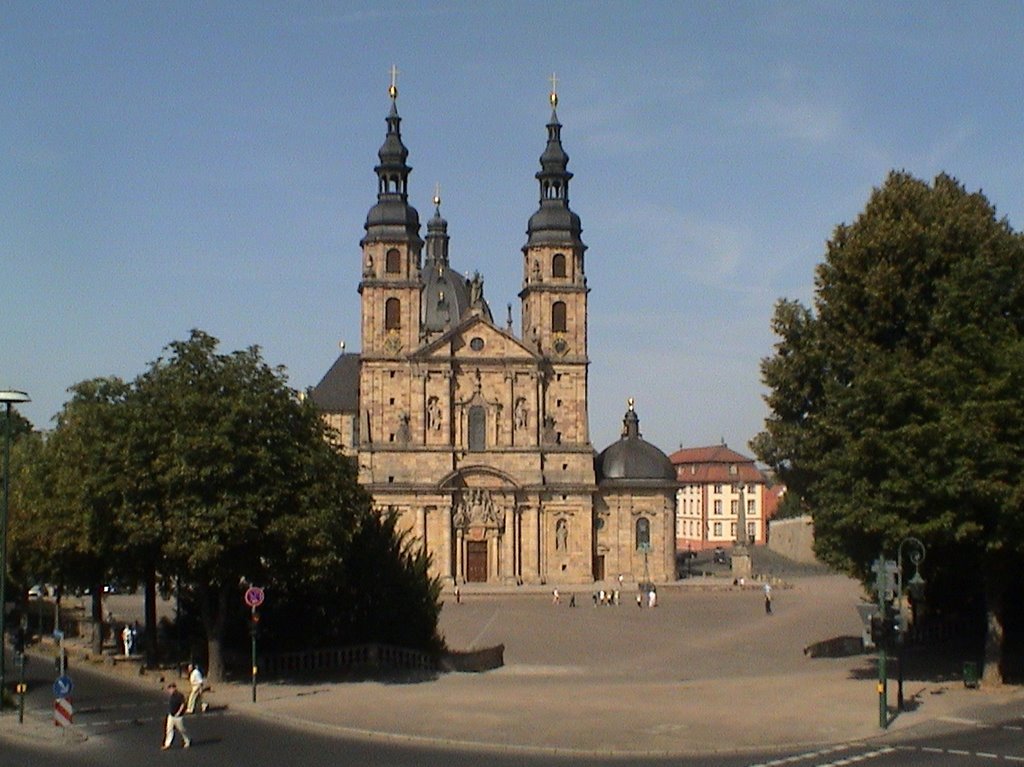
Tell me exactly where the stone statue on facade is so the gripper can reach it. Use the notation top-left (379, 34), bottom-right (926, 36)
top-left (426, 396), bottom-right (442, 431)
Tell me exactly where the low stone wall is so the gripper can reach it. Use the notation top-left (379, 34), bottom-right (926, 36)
top-left (439, 644), bottom-right (504, 672)
top-left (258, 643), bottom-right (505, 675)
top-left (767, 515), bottom-right (818, 564)
top-left (259, 643), bottom-right (438, 676)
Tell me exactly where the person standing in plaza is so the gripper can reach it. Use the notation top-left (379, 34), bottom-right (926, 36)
top-left (186, 663), bottom-right (208, 713)
top-left (162, 683), bottom-right (191, 749)
top-left (764, 582), bottom-right (773, 614)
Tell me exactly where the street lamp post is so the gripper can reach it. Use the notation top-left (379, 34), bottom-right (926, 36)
top-left (896, 537), bottom-right (926, 712)
top-left (0, 390), bottom-right (30, 705)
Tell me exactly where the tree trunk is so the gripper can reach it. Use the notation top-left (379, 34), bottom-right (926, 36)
top-left (90, 587), bottom-right (104, 655)
top-left (982, 582), bottom-right (1004, 687)
top-left (200, 582), bottom-right (229, 683)
top-left (144, 566), bottom-right (158, 666)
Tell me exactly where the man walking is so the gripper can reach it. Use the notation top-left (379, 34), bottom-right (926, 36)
top-left (186, 663), bottom-right (208, 714)
top-left (764, 582), bottom-right (773, 614)
top-left (162, 682), bottom-right (191, 750)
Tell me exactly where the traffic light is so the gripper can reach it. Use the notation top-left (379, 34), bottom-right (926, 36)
top-left (869, 607), bottom-right (904, 648)
top-left (890, 609), bottom-right (904, 646)
top-left (870, 614), bottom-right (886, 645)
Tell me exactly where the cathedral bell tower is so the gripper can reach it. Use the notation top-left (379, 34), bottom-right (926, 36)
top-left (519, 81), bottom-right (590, 445)
top-left (359, 72), bottom-right (423, 358)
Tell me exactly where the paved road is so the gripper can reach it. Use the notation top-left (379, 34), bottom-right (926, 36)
top-left (3, 572), bottom-right (1022, 762)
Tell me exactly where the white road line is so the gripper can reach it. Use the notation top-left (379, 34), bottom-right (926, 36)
top-left (976, 753), bottom-right (998, 759)
top-left (940, 717), bottom-right (981, 725)
top-left (815, 746), bottom-right (893, 767)
top-left (748, 744), bottom-right (856, 767)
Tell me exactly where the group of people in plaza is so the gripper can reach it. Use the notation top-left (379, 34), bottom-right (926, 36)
top-left (549, 585), bottom-right (660, 608)
top-left (161, 662), bottom-right (208, 750)
top-left (552, 573), bottom-right (774, 610)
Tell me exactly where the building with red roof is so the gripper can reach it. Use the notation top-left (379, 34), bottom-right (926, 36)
top-left (669, 443), bottom-right (769, 552)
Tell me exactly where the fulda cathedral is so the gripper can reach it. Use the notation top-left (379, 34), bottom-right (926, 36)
top-left (312, 80), bottom-right (677, 586)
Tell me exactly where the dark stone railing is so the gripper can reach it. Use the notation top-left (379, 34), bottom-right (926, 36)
top-left (258, 643), bottom-right (439, 675)
top-left (256, 643), bottom-right (505, 676)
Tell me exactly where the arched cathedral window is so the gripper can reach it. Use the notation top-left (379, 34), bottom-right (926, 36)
top-left (385, 297), bottom-right (401, 330)
top-left (635, 518), bottom-right (651, 551)
top-left (551, 301), bottom-right (567, 333)
top-left (386, 248), bottom-right (401, 274)
top-left (552, 253), bottom-right (566, 278)
top-left (468, 406), bottom-right (486, 452)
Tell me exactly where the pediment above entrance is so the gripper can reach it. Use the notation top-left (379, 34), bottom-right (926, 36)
top-left (438, 464), bottom-right (520, 491)
top-left (414, 316), bottom-right (539, 363)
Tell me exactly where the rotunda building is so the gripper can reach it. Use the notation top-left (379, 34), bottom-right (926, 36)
top-left (593, 400), bottom-right (678, 583)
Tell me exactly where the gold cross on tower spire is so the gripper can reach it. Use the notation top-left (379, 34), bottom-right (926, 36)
top-left (389, 64), bottom-right (399, 100)
top-left (549, 72), bottom-right (559, 108)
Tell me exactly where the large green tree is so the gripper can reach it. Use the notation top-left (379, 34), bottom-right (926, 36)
top-left (13, 331), bottom-right (444, 678)
top-left (753, 172), bottom-right (1024, 684)
top-left (134, 330), bottom-right (415, 680)
top-left (16, 379), bottom-right (134, 653)
top-left (6, 411), bottom-right (42, 601)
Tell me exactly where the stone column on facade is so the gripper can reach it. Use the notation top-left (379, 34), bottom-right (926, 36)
top-left (420, 370), bottom-right (428, 445)
top-left (501, 505), bottom-right (516, 585)
top-left (537, 501), bottom-right (547, 584)
top-left (455, 527), bottom-right (465, 583)
top-left (490, 532), bottom-right (500, 583)
top-left (419, 505), bottom-right (428, 555)
top-left (513, 505), bottom-right (521, 584)
top-left (519, 503), bottom-right (535, 584)
top-left (444, 369), bottom-right (455, 451)
top-left (441, 503), bottom-right (453, 583)
top-left (507, 372), bottom-right (516, 448)
top-left (535, 372), bottom-right (544, 447)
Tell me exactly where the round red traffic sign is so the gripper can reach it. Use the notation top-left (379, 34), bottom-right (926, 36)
top-left (244, 586), bottom-right (265, 608)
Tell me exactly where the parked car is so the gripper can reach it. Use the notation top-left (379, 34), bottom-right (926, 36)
top-left (27, 583), bottom-right (49, 599)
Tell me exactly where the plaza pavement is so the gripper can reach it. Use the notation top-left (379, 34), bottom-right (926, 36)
top-left (5, 573), bottom-right (1022, 757)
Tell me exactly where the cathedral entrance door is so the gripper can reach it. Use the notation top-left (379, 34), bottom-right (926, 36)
top-left (465, 540), bottom-right (488, 582)
top-left (593, 554), bottom-right (605, 582)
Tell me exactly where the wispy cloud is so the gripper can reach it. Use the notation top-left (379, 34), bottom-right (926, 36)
top-left (746, 92), bottom-right (845, 144)
top-left (598, 200), bottom-right (753, 287)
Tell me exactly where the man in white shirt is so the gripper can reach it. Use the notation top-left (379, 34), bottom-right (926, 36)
top-left (186, 663), bottom-right (208, 714)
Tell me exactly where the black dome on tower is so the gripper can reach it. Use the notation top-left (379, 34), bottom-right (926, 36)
top-left (421, 195), bottom-right (490, 331)
top-left (596, 401), bottom-right (676, 484)
top-left (526, 91), bottom-right (584, 249)
top-left (363, 84), bottom-right (421, 245)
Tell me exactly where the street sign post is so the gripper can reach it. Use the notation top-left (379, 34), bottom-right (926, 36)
top-left (243, 587), bottom-right (264, 702)
top-left (870, 556), bottom-right (899, 728)
top-left (53, 674), bottom-right (73, 699)
top-left (54, 697), bottom-right (73, 727)
top-left (16, 653), bottom-right (26, 724)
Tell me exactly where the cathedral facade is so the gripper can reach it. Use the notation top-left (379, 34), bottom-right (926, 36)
top-left (313, 82), bottom-right (676, 586)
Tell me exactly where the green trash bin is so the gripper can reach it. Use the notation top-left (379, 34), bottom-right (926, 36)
top-left (963, 661), bottom-right (979, 689)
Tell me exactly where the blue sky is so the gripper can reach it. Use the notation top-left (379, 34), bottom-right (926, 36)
top-left (5, 2), bottom-right (1024, 455)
